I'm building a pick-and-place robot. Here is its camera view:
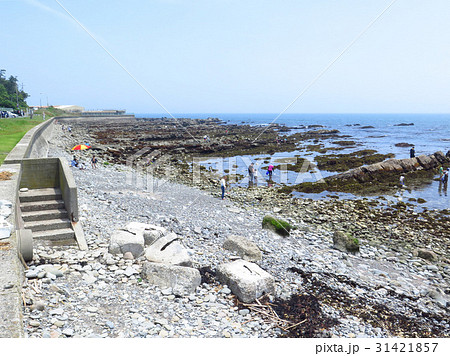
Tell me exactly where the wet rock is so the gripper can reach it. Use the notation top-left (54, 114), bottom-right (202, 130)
top-left (332, 231), bottom-right (360, 253)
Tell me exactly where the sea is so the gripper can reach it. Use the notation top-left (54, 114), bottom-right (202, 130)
top-left (136, 113), bottom-right (450, 211)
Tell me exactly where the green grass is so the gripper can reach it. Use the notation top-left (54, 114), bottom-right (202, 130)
top-left (0, 117), bottom-right (43, 164)
top-left (0, 107), bottom-right (71, 165)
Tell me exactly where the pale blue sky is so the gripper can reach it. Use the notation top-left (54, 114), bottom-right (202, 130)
top-left (2, 0), bottom-right (450, 114)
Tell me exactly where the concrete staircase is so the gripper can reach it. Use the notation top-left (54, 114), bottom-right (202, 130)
top-left (19, 188), bottom-right (77, 245)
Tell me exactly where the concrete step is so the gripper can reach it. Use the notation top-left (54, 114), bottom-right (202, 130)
top-left (20, 200), bottom-right (65, 212)
top-left (33, 228), bottom-right (75, 241)
top-left (19, 188), bottom-right (62, 203)
top-left (24, 218), bottom-right (72, 232)
top-left (21, 209), bottom-right (68, 222)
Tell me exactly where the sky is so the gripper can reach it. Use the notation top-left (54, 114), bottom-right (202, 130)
top-left (1, 0), bottom-right (450, 114)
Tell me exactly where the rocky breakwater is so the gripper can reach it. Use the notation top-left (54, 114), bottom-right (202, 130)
top-left (287, 151), bottom-right (450, 194)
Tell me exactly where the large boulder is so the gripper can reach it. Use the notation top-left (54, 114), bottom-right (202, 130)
top-left (380, 159), bottom-right (404, 173)
top-left (216, 260), bottom-right (275, 303)
top-left (332, 231), bottom-right (360, 253)
top-left (416, 154), bottom-right (436, 170)
top-left (144, 232), bottom-right (192, 267)
top-left (398, 157), bottom-right (419, 171)
top-left (141, 262), bottom-right (201, 296)
top-left (125, 222), bottom-right (167, 245)
top-left (223, 235), bottom-right (262, 262)
top-left (108, 229), bottom-right (144, 258)
top-left (363, 162), bottom-right (384, 177)
top-left (430, 151), bottom-right (447, 165)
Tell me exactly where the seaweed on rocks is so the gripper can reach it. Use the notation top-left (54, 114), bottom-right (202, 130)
top-left (315, 150), bottom-right (394, 172)
top-left (288, 267), bottom-right (449, 337)
top-left (272, 294), bottom-right (339, 337)
top-left (234, 294), bottom-right (339, 338)
top-left (199, 266), bottom-right (218, 285)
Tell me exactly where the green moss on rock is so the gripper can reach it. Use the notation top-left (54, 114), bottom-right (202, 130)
top-left (262, 215), bottom-right (293, 236)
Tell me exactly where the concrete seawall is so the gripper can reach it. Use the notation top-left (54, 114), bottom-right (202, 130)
top-left (0, 116), bottom-right (79, 337)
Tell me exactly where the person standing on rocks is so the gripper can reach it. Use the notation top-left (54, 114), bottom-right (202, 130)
top-left (91, 155), bottom-right (98, 169)
top-left (400, 175), bottom-right (406, 188)
top-left (410, 146), bottom-right (415, 158)
top-left (248, 162), bottom-right (255, 185)
top-left (267, 164), bottom-right (274, 180)
top-left (220, 176), bottom-right (227, 200)
top-left (442, 169), bottom-right (449, 184)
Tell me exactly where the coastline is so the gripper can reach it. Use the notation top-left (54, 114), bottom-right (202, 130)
top-left (18, 118), bottom-right (449, 338)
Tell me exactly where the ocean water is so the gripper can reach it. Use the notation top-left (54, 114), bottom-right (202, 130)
top-left (137, 113), bottom-right (450, 210)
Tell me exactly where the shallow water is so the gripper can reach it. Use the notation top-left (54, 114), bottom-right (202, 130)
top-left (138, 113), bottom-right (450, 210)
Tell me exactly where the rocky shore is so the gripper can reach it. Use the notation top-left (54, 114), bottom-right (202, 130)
top-left (20, 119), bottom-right (449, 338)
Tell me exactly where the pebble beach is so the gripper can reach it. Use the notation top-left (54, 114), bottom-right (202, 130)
top-left (20, 123), bottom-right (449, 338)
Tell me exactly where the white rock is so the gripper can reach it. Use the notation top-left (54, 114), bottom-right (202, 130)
top-left (141, 262), bottom-right (201, 296)
top-left (109, 229), bottom-right (144, 258)
top-left (216, 260), bottom-right (275, 303)
top-left (125, 222), bottom-right (167, 245)
top-left (144, 232), bottom-right (192, 267)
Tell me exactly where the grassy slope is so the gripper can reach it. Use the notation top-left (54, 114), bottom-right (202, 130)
top-left (0, 107), bottom-right (71, 164)
top-left (0, 117), bottom-right (43, 164)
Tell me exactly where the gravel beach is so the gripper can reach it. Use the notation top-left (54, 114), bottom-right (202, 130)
top-left (21, 123), bottom-right (449, 338)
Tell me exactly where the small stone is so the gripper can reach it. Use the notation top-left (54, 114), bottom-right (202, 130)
top-left (31, 301), bottom-right (46, 311)
top-left (124, 266), bottom-right (137, 277)
top-left (425, 265), bottom-right (439, 272)
top-left (62, 328), bottom-right (74, 337)
top-left (46, 272), bottom-right (57, 280)
top-left (159, 329), bottom-right (169, 337)
top-left (29, 320), bottom-right (40, 327)
top-left (83, 274), bottom-right (97, 284)
top-left (87, 307), bottom-right (98, 313)
top-left (123, 252), bottom-right (134, 260)
top-left (53, 320), bottom-right (65, 327)
top-left (50, 330), bottom-right (60, 338)
top-left (105, 321), bottom-right (115, 329)
top-left (239, 309), bottom-right (250, 316)
top-left (221, 287), bottom-right (231, 294)
top-left (50, 308), bottom-right (64, 316)
top-left (25, 270), bottom-right (38, 279)
top-left (223, 331), bottom-right (231, 338)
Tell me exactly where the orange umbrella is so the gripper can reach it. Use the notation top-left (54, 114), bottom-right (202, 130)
top-left (72, 144), bottom-right (91, 151)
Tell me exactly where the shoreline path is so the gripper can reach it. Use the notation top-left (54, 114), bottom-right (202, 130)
top-left (19, 125), bottom-right (448, 338)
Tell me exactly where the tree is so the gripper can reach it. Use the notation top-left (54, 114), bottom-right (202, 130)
top-left (0, 70), bottom-right (29, 110)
